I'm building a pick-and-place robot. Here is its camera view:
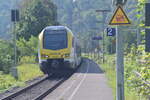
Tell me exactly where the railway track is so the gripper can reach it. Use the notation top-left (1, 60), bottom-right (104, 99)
top-left (1, 74), bottom-right (71, 100)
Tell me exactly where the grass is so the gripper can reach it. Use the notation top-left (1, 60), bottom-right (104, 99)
top-left (100, 62), bottom-right (139, 100)
top-left (0, 64), bottom-right (43, 93)
top-left (17, 64), bottom-right (43, 81)
top-left (101, 63), bottom-right (116, 99)
top-left (0, 73), bottom-right (19, 92)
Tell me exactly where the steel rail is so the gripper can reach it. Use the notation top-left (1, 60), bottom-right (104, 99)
top-left (1, 63), bottom-right (81, 100)
top-left (1, 75), bottom-right (49, 100)
top-left (33, 78), bottom-right (67, 100)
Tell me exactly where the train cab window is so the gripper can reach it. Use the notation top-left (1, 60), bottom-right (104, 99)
top-left (43, 29), bottom-right (68, 50)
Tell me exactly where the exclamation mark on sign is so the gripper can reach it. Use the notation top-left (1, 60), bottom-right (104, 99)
top-left (116, 14), bottom-right (125, 22)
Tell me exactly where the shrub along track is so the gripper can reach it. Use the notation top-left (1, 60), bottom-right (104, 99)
top-left (1, 73), bottom-right (73, 100)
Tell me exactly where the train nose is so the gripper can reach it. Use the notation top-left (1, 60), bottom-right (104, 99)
top-left (51, 60), bottom-right (60, 68)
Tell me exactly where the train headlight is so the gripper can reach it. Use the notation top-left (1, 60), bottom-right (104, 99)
top-left (65, 53), bottom-right (70, 57)
top-left (45, 55), bottom-right (49, 58)
top-left (41, 54), bottom-right (49, 58)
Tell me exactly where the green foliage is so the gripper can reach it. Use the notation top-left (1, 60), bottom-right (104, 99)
top-left (0, 72), bottom-right (24, 92)
top-left (0, 55), bottom-right (13, 74)
top-left (1, 0), bottom-right (58, 74)
top-left (0, 40), bottom-right (14, 74)
top-left (0, 64), bottom-right (43, 92)
top-left (125, 45), bottom-right (150, 97)
top-left (14, 0), bottom-right (58, 66)
top-left (0, 73), bottom-right (17, 92)
top-left (19, 56), bottom-right (37, 64)
top-left (17, 64), bottom-right (43, 81)
top-left (53, 0), bottom-right (140, 54)
top-left (17, 36), bottom-right (38, 57)
top-left (52, 0), bottom-right (112, 53)
top-left (16, 0), bottom-right (58, 40)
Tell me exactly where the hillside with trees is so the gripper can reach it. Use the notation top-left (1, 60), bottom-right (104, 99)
top-left (0, 0), bottom-right (57, 73)
top-left (52, 0), bottom-right (139, 53)
top-left (0, 0), bottom-right (14, 39)
top-left (0, 0), bottom-right (149, 99)
top-left (0, 0), bottom-right (58, 92)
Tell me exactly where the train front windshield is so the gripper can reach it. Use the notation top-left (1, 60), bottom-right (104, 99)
top-left (43, 30), bottom-right (68, 50)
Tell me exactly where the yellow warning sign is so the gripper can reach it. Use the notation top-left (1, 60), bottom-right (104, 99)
top-left (109, 5), bottom-right (131, 25)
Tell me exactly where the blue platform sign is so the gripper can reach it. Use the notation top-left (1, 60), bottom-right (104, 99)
top-left (107, 28), bottom-right (116, 36)
top-left (92, 36), bottom-right (102, 40)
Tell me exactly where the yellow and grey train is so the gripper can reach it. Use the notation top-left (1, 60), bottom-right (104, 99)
top-left (38, 26), bottom-right (82, 75)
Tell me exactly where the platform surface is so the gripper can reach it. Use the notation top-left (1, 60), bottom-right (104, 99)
top-left (44, 58), bottom-right (113, 100)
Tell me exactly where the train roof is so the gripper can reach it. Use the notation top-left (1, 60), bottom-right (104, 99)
top-left (44, 26), bottom-right (67, 31)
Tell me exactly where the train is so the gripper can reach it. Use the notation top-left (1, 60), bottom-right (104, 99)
top-left (38, 26), bottom-right (82, 75)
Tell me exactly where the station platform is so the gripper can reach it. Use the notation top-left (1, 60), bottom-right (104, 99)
top-left (44, 58), bottom-right (113, 100)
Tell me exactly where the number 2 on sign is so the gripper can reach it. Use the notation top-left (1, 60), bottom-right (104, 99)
top-left (108, 28), bottom-right (113, 35)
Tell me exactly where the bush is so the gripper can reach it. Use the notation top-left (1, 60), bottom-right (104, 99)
top-left (0, 40), bottom-right (14, 74)
top-left (0, 73), bottom-right (24, 92)
top-left (17, 36), bottom-right (38, 58)
top-left (19, 56), bottom-right (37, 64)
top-left (125, 45), bottom-right (150, 98)
top-left (0, 55), bottom-right (13, 74)
top-left (17, 64), bottom-right (43, 81)
top-left (0, 64), bottom-right (43, 92)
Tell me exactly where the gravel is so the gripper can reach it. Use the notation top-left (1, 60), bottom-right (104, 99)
top-left (0, 75), bottom-right (47, 100)
top-left (11, 78), bottom-right (62, 100)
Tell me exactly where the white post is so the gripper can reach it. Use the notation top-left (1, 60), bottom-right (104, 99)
top-left (116, 26), bottom-right (124, 100)
top-left (102, 12), bottom-right (107, 63)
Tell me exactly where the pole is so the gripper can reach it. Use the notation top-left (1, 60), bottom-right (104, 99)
top-left (145, 1), bottom-right (150, 98)
top-left (114, 1), bottom-right (125, 99)
top-left (116, 26), bottom-right (124, 100)
top-left (145, 0), bottom-right (150, 52)
top-left (137, 28), bottom-right (141, 46)
top-left (11, 0), bottom-right (18, 79)
top-left (95, 10), bottom-right (110, 63)
top-left (14, 22), bottom-right (17, 68)
top-left (102, 12), bottom-right (106, 63)
top-left (115, 0), bottom-right (129, 99)
top-left (137, 11), bottom-right (141, 46)
top-left (12, 21), bottom-right (18, 79)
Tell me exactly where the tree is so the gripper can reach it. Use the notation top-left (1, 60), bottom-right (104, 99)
top-left (16, 0), bottom-right (58, 40)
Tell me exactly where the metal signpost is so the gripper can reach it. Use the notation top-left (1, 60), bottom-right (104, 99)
top-left (106, 27), bottom-right (116, 54)
top-left (11, 9), bottom-right (19, 79)
top-left (96, 10), bottom-right (111, 63)
top-left (145, 1), bottom-right (150, 52)
top-left (145, 1), bottom-right (150, 99)
top-left (92, 36), bottom-right (103, 58)
top-left (109, 2), bottom-right (131, 100)
top-left (137, 11), bottom-right (141, 46)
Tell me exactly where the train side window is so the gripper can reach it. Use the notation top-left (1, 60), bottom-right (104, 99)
top-left (76, 45), bottom-right (81, 57)
top-left (72, 37), bottom-right (74, 47)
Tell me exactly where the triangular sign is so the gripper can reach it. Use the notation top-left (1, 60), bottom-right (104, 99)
top-left (109, 5), bottom-right (131, 25)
